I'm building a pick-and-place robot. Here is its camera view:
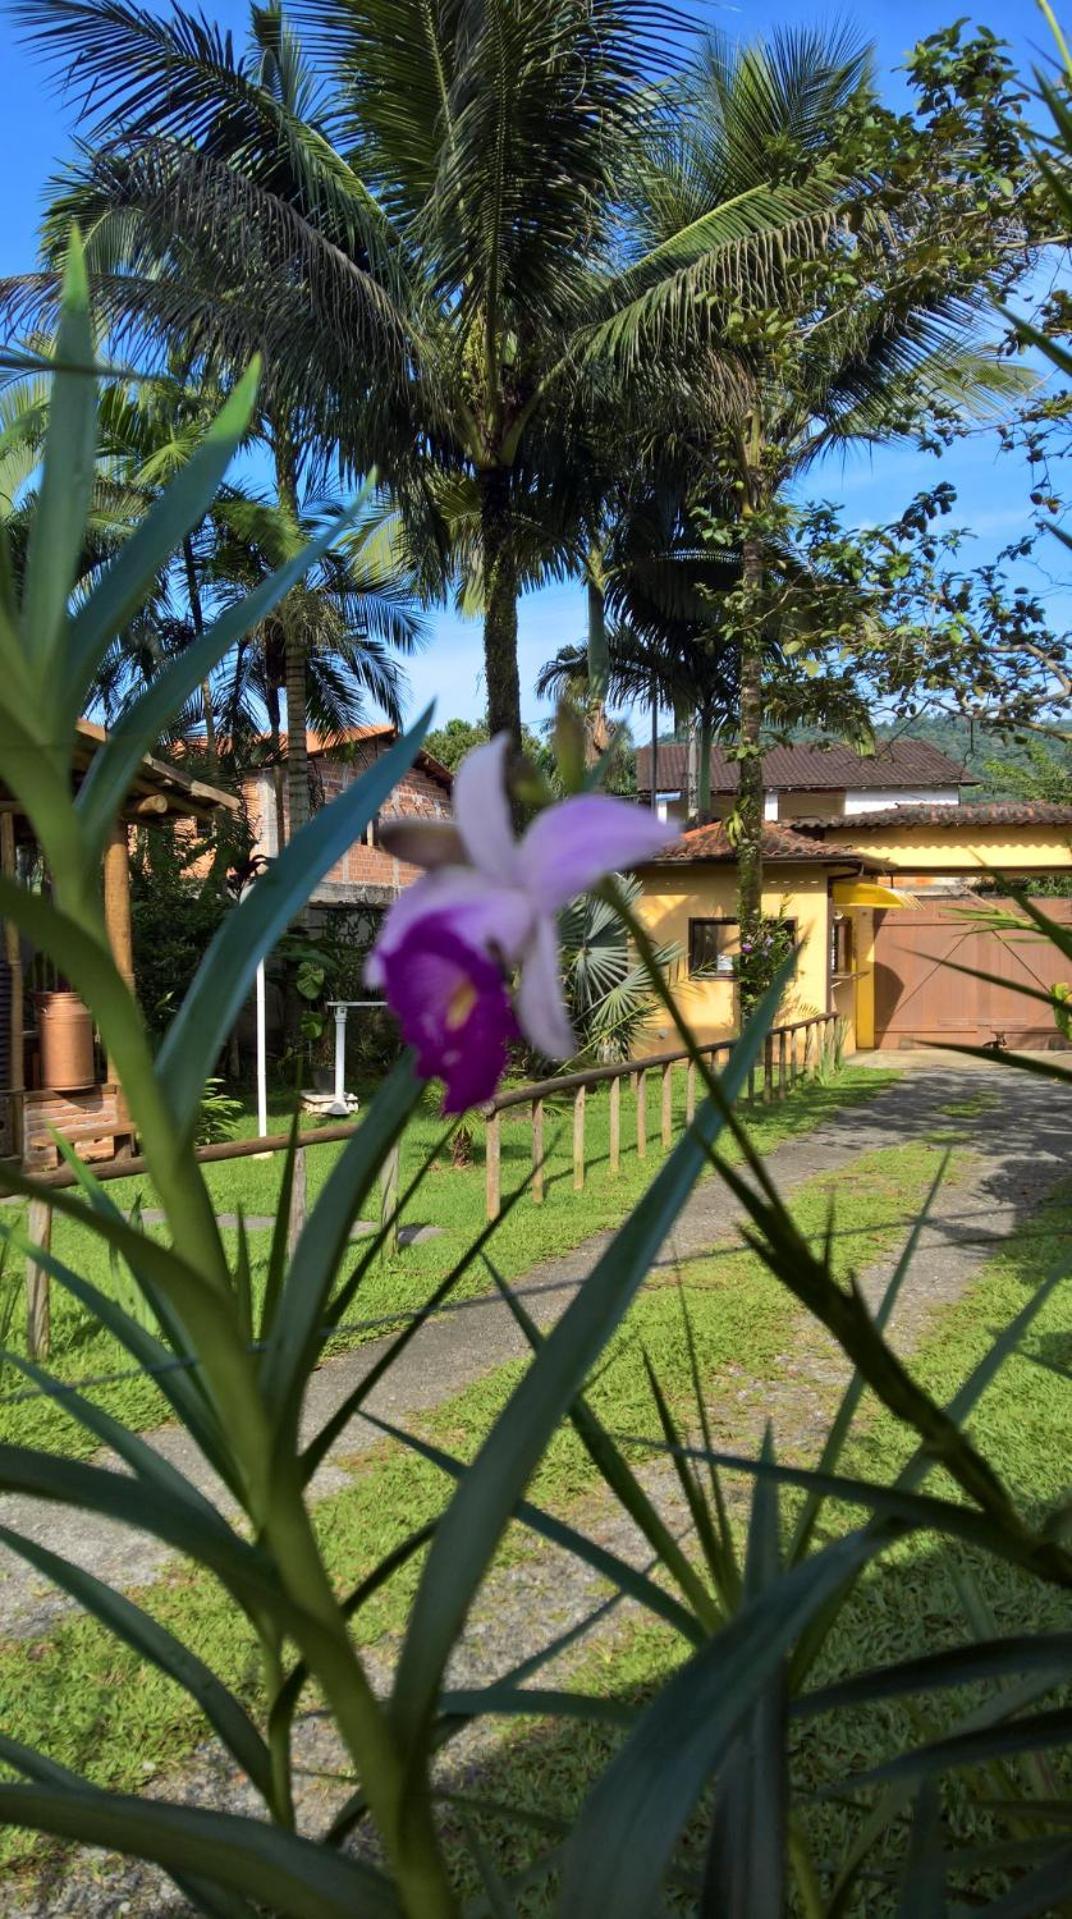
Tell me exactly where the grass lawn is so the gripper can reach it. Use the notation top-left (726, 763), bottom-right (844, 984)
top-left (457, 1183), bottom-right (1072, 1908)
top-left (0, 1061), bottom-right (895, 1457)
top-left (0, 1132), bottom-right (952, 1879)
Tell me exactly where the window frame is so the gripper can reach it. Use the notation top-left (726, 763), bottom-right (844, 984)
top-left (687, 917), bottom-right (740, 978)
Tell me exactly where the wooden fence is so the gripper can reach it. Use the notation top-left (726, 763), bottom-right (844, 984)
top-left (481, 1011), bottom-right (840, 1221)
top-left (5, 1011), bottom-right (839, 1361)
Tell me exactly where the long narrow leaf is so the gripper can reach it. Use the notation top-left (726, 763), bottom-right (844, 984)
top-left (390, 988), bottom-right (778, 1749)
top-left (0, 1734), bottom-right (256, 1919)
top-left (0, 1523), bottom-right (274, 1803)
top-left (360, 1410), bottom-right (704, 1644)
top-left (64, 361), bottom-right (260, 716)
top-left (262, 1054), bottom-right (422, 1437)
top-left (158, 714), bottom-right (431, 1135)
top-left (0, 1784), bottom-right (400, 1919)
top-left (558, 1529), bottom-right (879, 1919)
top-left (77, 482), bottom-right (378, 855)
top-left (21, 231), bottom-right (96, 677)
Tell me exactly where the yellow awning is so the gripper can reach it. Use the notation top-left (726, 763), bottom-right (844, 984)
top-left (832, 880), bottom-right (913, 910)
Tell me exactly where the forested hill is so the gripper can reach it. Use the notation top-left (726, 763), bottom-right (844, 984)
top-left (873, 716), bottom-right (1072, 802)
top-left (651, 715), bottom-right (1072, 801)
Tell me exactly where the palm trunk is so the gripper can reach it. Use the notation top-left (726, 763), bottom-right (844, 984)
top-left (686, 721), bottom-right (699, 822)
top-left (284, 634), bottom-right (310, 844)
top-left (274, 434), bottom-right (309, 849)
top-left (737, 534), bottom-right (765, 1011)
top-left (182, 535), bottom-right (217, 777)
top-left (267, 685), bottom-right (286, 854)
top-left (585, 572), bottom-right (610, 767)
top-left (649, 682), bottom-right (659, 812)
top-left (697, 710), bottom-right (713, 820)
top-left (479, 467), bottom-right (522, 745)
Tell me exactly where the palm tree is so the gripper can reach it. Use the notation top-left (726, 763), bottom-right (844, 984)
top-left (206, 479), bottom-right (423, 848)
top-left (8, 0), bottom-right (845, 747)
top-left (0, 358), bottom-right (420, 819)
top-left (627, 26), bottom-right (1035, 996)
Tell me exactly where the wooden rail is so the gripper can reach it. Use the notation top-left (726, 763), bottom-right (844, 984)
top-left (482, 1011), bottom-right (840, 1221)
top-left (4, 1012), bottom-right (840, 1360)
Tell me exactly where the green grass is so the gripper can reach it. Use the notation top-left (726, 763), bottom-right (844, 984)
top-left (0, 1062), bottom-right (896, 1457)
top-left (455, 1184), bottom-right (1072, 1910)
top-left (0, 1134), bottom-right (945, 1879)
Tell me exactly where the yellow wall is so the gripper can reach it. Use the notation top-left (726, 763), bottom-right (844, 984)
top-left (835, 826), bottom-right (1072, 873)
top-left (633, 862), bottom-right (834, 1053)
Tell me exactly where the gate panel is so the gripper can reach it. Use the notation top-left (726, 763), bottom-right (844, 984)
top-left (873, 898), bottom-right (1072, 1049)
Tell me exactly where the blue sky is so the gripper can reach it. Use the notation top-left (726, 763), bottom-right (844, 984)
top-left (0, 0), bottom-right (1065, 731)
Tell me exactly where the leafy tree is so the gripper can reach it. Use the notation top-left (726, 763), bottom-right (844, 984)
top-left (9, 0), bottom-right (858, 748)
top-left (627, 22), bottom-right (1041, 1008)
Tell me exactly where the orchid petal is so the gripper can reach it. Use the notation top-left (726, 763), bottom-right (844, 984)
top-left (516, 915), bottom-right (575, 1062)
top-left (453, 733), bottom-right (520, 886)
top-left (383, 917), bottom-right (517, 1113)
top-left (378, 818), bottom-right (466, 869)
top-left (517, 795), bottom-right (669, 914)
top-left (365, 867), bottom-right (532, 987)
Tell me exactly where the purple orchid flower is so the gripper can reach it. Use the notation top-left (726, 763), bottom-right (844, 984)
top-left (366, 734), bottom-right (668, 1111)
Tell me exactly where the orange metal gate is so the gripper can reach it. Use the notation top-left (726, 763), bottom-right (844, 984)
top-left (873, 897), bottom-right (1072, 1050)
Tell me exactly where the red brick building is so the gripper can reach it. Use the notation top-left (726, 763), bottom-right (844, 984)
top-left (243, 725), bottom-right (454, 908)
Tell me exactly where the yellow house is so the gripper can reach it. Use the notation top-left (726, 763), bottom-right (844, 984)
top-left (796, 801), bottom-right (1072, 1051)
top-left (633, 819), bottom-right (892, 1055)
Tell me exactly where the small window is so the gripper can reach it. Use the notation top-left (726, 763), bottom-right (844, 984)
top-left (688, 918), bottom-right (739, 977)
top-left (831, 913), bottom-right (853, 977)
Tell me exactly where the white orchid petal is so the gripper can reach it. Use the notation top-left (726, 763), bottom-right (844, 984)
top-left (453, 733), bottom-right (520, 886)
top-left (516, 916), bottom-right (575, 1061)
top-left (517, 795), bottom-right (669, 913)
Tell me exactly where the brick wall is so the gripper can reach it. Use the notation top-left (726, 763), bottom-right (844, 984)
top-left (243, 741), bottom-right (452, 898)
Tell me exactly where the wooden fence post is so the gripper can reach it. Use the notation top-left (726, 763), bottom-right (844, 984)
top-left (287, 1143), bottom-right (307, 1259)
top-left (661, 1062), bottom-right (673, 1152)
top-left (485, 1113), bottom-right (501, 1222)
top-left (763, 1035), bottom-right (774, 1104)
top-left (633, 1069), bottom-right (647, 1160)
top-left (26, 1196), bottom-right (51, 1361)
top-left (609, 1074), bottom-right (621, 1176)
top-left (573, 1085), bottom-right (586, 1191)
top-left (778, 1029), bottom-right (788, 1099)
top-left (381, 1137), bottom-right (401, 1251)
top-left (686, 1058), bottom-right (697, 1127)
top-left (531, 1098), bottom-right (545, 1204)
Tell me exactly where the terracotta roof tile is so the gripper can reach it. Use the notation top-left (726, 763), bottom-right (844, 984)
top-left (649, 820), bottom-right (882, 868)
top-left (636, 737), bottom-right (974, 794)
top-left (803, 801), bottom-right (1072, 830)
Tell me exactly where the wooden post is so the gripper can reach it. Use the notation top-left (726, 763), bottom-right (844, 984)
top-left (609, 1073), bottom-right (621, 1176)
top-left (485, 1112), bottom-right (501, 1222)
top-left (287, 1143), bottom-right (307, 1259)
top-left (661, 1061), bottom-right (673, 1151)
top-left (1, 812), bottom-right (24, 1158)
top-left (103, 819), bottom-right (135, 1087)
top-left (381, 1137), bottom-right (401, 1251)
top-left (531, 1098), bottom-right (544, 1204)
top-left (763, 1035), bottom-right (774, 1104)
top-left (573, 1085), bottom-right (586, 1191)
top-left (633, 1069), bottom-right (647, 1160)
top-left (686, 1058), bottom-right (696, 1127)
top-left (26, 1196), bottom-right (51, 1360)
top-left (778, 1029), bottom-right (788, 1099)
